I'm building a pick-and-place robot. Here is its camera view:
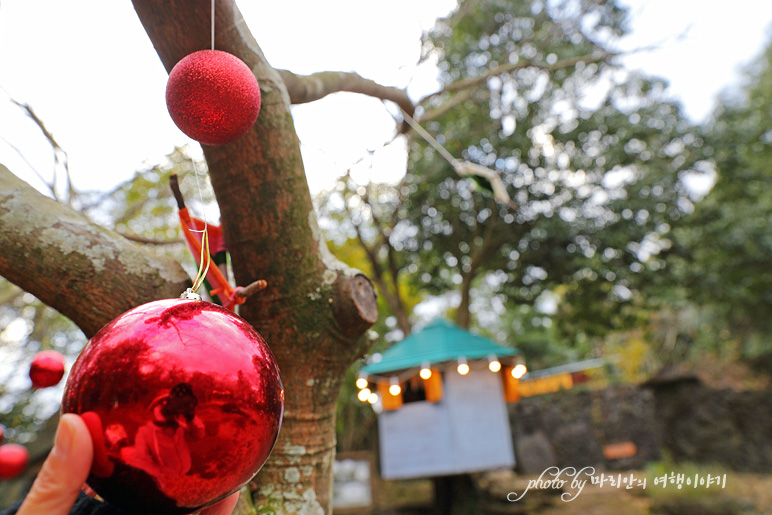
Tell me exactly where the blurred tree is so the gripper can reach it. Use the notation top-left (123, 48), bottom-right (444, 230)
top-left (320, 0), bottom-right (707, 359)
top-left (669, 40), bottom-right (772, 371)
top-left (312, 2), bottom-right (711, 471)
top-left (407, 0), bottom-right (707, 340)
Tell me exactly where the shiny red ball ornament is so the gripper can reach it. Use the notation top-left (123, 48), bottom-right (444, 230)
top-left (30, 350), bottom-right (66, 388)
top-left (62, 298), bottom-right (284, 514)
top-left (166, 50), bottom-right (261, 146)
top-left (0, 443), bottom-right (29, 479)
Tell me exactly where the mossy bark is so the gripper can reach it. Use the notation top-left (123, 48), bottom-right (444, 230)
top-left (0, 165), bottom-right (190, 338)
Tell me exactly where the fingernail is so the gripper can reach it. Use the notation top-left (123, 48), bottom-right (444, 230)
top-left (52, 415), bottom-right (74, 459)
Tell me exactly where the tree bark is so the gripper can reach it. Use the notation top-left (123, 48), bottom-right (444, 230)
top-left (0, 165), bottom-right (190, 338)
top-left (455, 271), bottom-right (475, 330)
top-left (278, 69), bottom-right (415, 117)
top-left (130, 1), bottom-right (377, 512)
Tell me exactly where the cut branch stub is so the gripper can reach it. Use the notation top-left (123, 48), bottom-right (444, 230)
top-left (236, 279), bottom-right (267, 298)
top-left (333, 273), bottom-right (378, 339)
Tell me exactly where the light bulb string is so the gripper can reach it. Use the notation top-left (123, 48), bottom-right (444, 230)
top-left (361, 356), bottom-right (521, 384)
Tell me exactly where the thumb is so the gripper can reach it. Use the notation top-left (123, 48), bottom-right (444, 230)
top-left (17, 413), bottom-right (94, 515)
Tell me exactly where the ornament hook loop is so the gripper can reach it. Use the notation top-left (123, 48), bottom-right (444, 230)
top-left (180, 288), bottom-right (202, 302)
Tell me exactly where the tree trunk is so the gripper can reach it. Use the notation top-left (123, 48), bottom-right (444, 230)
top-left (130, 1), bottom-right (378, 512)
top-left (455, 272), bottom-right (475, 329)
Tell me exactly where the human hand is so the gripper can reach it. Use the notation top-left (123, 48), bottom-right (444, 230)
top-left (16, 413), bottom-right (239, 515)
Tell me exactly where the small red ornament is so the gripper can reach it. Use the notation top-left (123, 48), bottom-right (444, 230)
top-left (30, 350), bottom-right (66, 388)
top-left (62, 298), bottom-right (283, 514)
top-left (0, 443), bottom-right (29, 479)
top-left (166, 50), bottom-right (261, 146)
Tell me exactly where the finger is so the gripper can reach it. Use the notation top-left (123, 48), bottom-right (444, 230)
top-left (198, 491), bottom-right (240, 515)
top-left (17, 414), bottom-right (94, 515)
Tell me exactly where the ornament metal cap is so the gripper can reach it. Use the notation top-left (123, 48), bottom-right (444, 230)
top-left (180, 288), bottom-right (202, 301)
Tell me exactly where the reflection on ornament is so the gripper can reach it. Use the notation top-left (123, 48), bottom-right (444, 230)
top-left (166, 50), bottom-right (261, 146)
top-left (30, 350), bottom-right (65, 388)
top-left (62, 299), bottom-right (283, 514)
top-left (0, 443), bottom-right (29, 479)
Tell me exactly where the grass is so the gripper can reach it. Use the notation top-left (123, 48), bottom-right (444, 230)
top-left (643, 459), bottom-right (756, 515)
top-left (370, 464), bottom-right (772, 514)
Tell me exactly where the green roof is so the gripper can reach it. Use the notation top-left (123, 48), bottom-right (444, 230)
top-left (361, 319), bottom-right (519, 376)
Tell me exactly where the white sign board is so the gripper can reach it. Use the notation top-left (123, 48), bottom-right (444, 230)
top-left (379, 369), bottom-right (515, 479)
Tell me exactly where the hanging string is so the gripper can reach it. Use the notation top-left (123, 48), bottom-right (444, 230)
top-left (400, 108), bottom-right (518, 209)
top-left (211, 0), bottom-right (216, 50)
top-left (189, 158), bottom-right (212, 295)
top-left (190, 227), bottom-right (211, 294)
top-left (181, 1), bottom-right (216, 298)
top-left (400, 108), bottom-right (458, 167)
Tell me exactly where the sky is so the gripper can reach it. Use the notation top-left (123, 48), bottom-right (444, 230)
top-left (1, 0), bottom-right (771, 200)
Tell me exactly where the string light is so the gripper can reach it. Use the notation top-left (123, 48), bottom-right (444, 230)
top-left (357, 388), bottom-right (371, 402)
top-left (355, 356), bottom-right (527, 392)
top-left (389, 377), bottom-right (401, 396)
top-left (367, 392), bottom-right (378, 404)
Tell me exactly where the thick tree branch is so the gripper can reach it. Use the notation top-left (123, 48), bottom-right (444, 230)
top-left (118, 232), bottom-right (183, 245)
top-left (275, 51), bottom-right (616, 142)
top-left (277, 69), bottom-right (415, 117)
top-left (0, 164), bottom-right (191, 338)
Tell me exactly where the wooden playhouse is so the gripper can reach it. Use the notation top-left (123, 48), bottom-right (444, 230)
top-left (357, 319), bottom-right (527, 480)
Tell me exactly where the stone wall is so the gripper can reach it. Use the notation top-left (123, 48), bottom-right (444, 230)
top-left (647, 377), bottom-right (772, 472)
top-left (509, 380), bottom-right (772, 474)
top-left (508, 385), bottom-right (660, 474)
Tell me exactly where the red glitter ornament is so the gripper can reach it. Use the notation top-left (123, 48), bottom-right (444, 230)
top-left (29, 350), bottom-right (65, 388)
top-left (166, 50), bottom-right (261, 146)
top-left (0, 443), bottom-right (29, 479)
top-left (62, 298), bottom-right (283, 514)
